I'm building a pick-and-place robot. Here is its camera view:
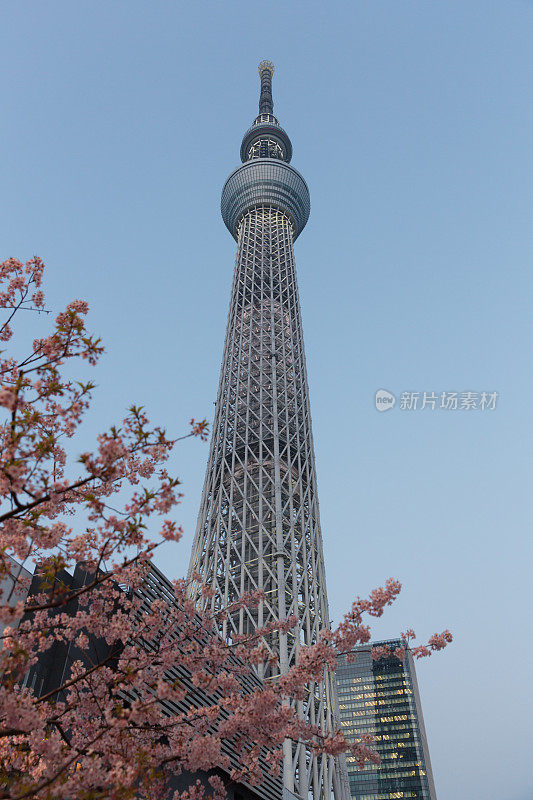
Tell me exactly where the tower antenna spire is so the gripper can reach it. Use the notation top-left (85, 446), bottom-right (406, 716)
top-left (258, 60), bottom-right (275, 115)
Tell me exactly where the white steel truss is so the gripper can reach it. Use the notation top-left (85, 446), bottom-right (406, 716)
top-left (189, 63), bottom-right (348, 800)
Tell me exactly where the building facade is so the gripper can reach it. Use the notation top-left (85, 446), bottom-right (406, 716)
top-left (18, 559), bottom-right (282, 800)
top-left (188, 62), bottom-right (346, 800)
top-left (0, 555), bottom-right (31, 637)
top-left (336, 641), bottom-right (437, 800)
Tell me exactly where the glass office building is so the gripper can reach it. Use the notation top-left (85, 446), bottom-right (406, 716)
top-left (336, 640), bottom-right (437, 800)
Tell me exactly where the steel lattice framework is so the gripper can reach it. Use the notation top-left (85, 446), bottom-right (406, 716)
top-left (189, 62), bottom-right (348, 800)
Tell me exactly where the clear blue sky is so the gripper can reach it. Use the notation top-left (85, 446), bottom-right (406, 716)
top-left (2, 2), bottom-right (532, 798)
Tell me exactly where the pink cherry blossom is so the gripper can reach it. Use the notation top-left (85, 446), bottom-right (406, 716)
top-left (0, 258), bottom-right (451, 800)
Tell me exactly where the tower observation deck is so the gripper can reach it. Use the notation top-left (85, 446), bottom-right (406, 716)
top-left (189, 62), bottom-right (348, 800)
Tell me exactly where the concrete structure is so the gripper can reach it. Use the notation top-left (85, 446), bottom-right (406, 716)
top-left (336, 641), bottom-right (437, 800)
top-left (188, 62), bottom-right (346, 800)
top-left (0, 555), bottom-right (32, 637)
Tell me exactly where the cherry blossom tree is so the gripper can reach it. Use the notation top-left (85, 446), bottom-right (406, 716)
top-left (0, 257), bottom-right (451, 800)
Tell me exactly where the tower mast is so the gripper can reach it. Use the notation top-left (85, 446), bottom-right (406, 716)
top-left (189, 62), bottom-right (347, 800)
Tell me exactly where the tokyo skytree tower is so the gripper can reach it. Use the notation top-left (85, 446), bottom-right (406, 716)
top-left (189, 62), bottom-right (347, 800)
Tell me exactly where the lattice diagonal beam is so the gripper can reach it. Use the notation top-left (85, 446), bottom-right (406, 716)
top-left (188, 62), bottom-right (349, 800)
